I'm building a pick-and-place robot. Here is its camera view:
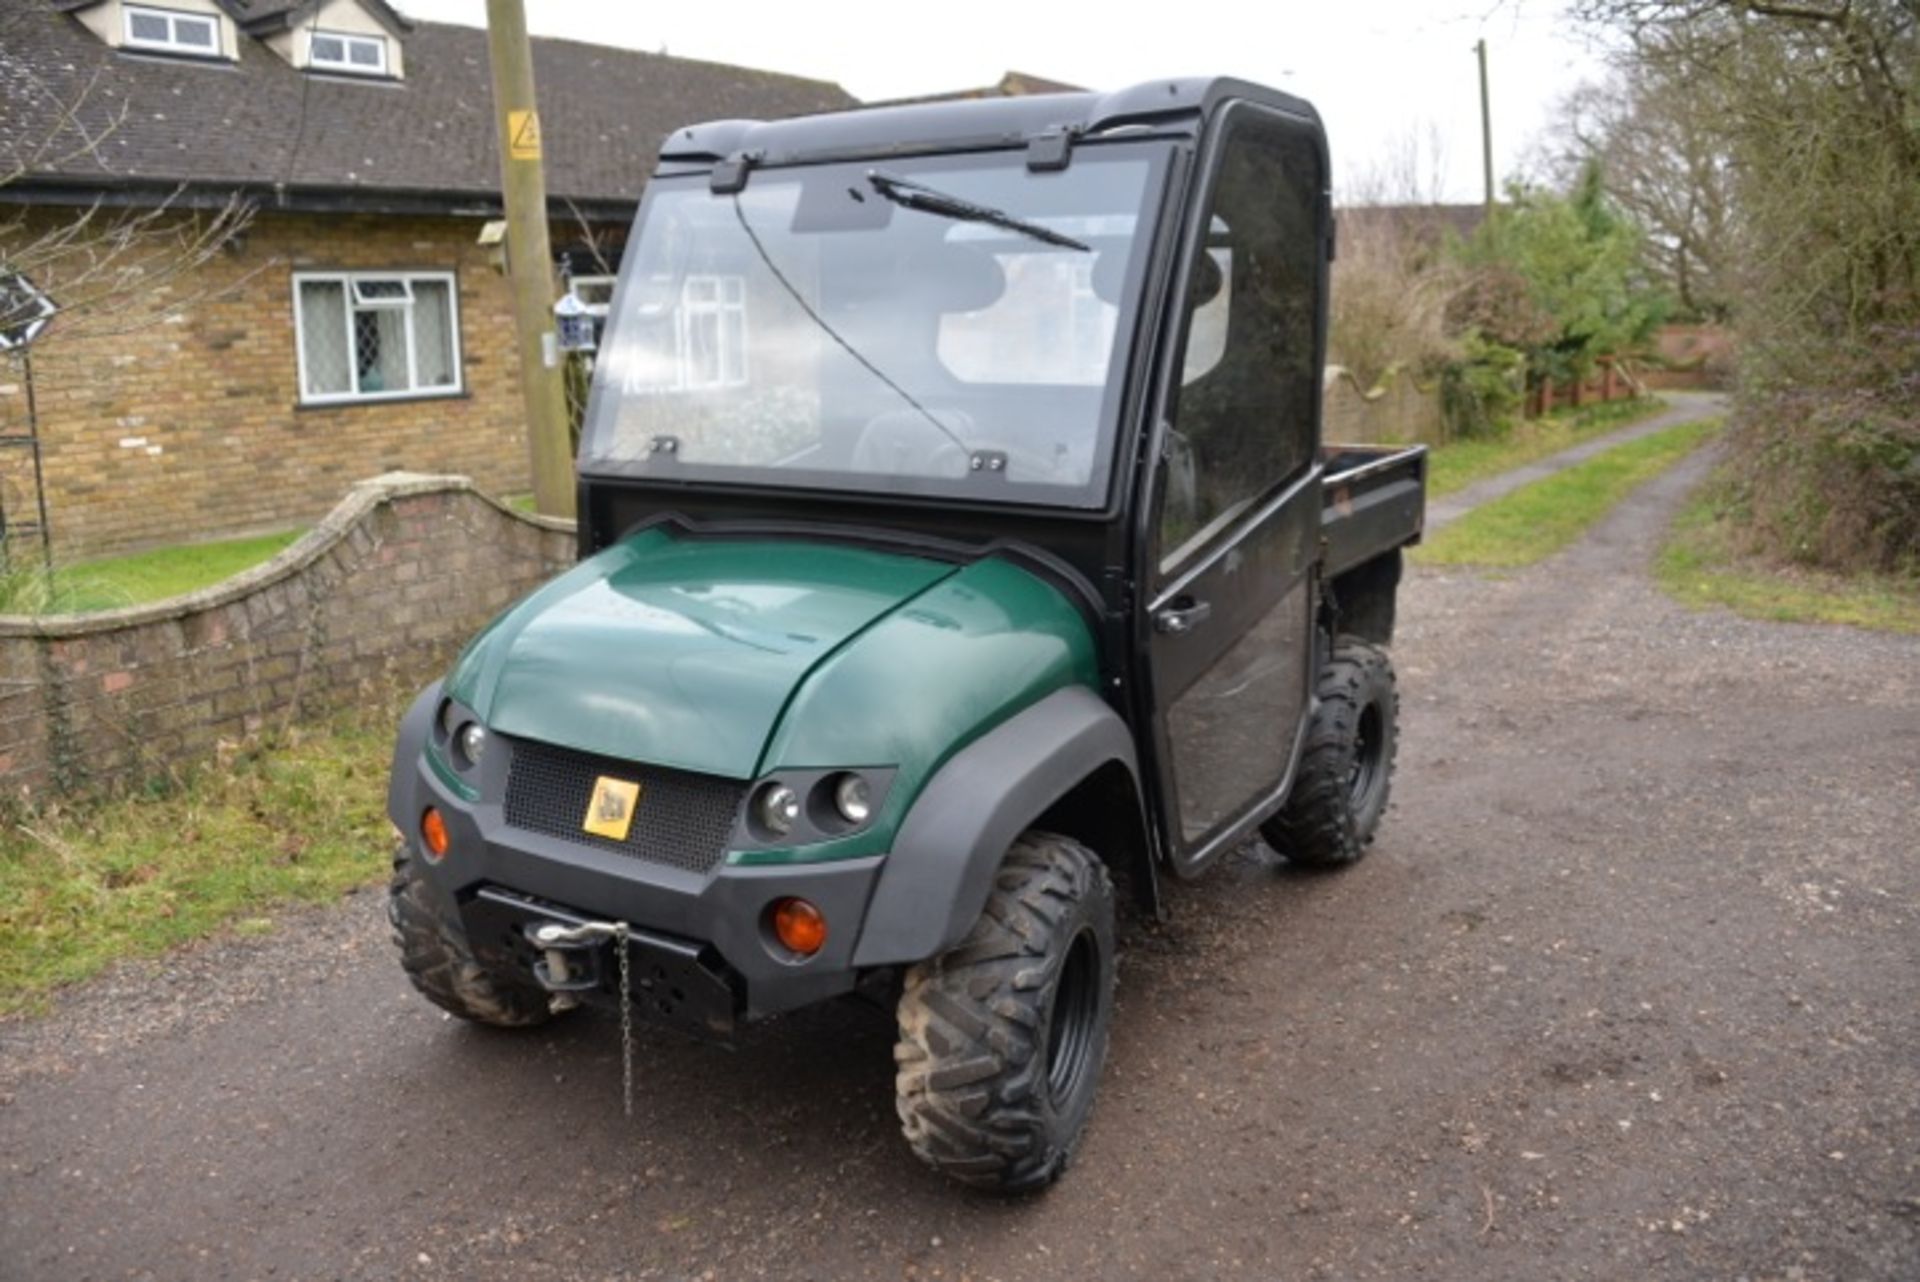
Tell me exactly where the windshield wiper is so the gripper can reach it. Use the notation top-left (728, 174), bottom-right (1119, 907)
top-left (866, 170), bottom-right (1090, 252)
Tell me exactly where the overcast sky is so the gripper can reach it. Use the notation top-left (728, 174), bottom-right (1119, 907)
top-left (391, 1), bottom-right (1612, 203)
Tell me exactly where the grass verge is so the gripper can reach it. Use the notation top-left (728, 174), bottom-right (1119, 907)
top-left (3, 530), bottom-right (305, 615)
top-left (1416, 418), bottom-right (1721, 568)
top-left (1427, 397), bottom-right (1669, 498)
top-left (1657, 478), bottom-right (1920, 634)
top-left (0, 706), bottom-right (395, 1017)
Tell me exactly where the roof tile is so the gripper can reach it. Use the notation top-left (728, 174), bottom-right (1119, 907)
top-left (1, 2), bottom-right (854, 207)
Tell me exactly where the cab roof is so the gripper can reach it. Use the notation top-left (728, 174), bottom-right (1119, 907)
top-left (655, 76), bottom-right (1321, 175)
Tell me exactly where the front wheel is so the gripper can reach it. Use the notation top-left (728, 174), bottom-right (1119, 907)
top-left (1262, 637), bottom-right (1399, 868)
top-left (894, 832), bottom-right (1116, 1194)
top-left (389, 848), bottom-right (554, 1027)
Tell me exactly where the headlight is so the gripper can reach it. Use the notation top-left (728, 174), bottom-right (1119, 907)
top-left (455, 722), bottom-right (488, 769)
top-left (832, 773), bottom-right (872, 824)
top-left (753, 782), bottom-right (800, 837)
top-left (438, 699), bottom-right (460, 740)
top-left (739, 770), bottom-right (893, 849)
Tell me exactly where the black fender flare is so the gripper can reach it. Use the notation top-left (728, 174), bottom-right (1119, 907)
top-left (850, 686), bottom-right (1146, 968)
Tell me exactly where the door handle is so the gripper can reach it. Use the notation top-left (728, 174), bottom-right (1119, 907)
top-left (1154, 596), bottom-right (1213, 635)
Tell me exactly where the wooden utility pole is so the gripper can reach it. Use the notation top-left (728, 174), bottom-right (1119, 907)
top-left (1475, 38), bottom-right (1495, 212)
top-left (485, 0), bottom-right (574, 519)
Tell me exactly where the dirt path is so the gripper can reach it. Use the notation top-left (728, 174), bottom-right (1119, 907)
top-left (1425, 391), bottom-right (1726, 534)
top-left (4, 440), bottom-right (1917, 1282)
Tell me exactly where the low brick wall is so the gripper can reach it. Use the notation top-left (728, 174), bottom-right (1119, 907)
top-left (1642, 324), bottom-right (1735, 390)
top-left (0, 474), bottom-right (575, 800)
top-left (1323, 366), bottom-right (1445, 445)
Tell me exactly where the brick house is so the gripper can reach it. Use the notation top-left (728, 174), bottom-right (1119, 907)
top-left (0, 0), bottom-right (851, 557)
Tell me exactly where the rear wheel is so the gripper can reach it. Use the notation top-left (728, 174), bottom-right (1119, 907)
top-left (389, 848), bottom-right (553, 1027)
top-left (894, 832), bottom-right (1116, 1193)
top-left (1262, 637), bottom-right (1398, 868)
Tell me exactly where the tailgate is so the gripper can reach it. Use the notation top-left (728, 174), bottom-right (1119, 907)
top-left (1321, 444), bottom-right (1428, 578)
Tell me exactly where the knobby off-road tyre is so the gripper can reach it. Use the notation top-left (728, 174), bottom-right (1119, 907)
top-left (389, 848), bottom-right (552, 1027)
top-left (1262, 637), bottom-right (1399, 868)
top-left (895, 832), bottom-right (1117, 1194)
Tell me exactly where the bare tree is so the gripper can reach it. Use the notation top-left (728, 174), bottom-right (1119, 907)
top-left (1543, 62), bottom-right (1738, 321)
top-left (1329, 124), bottom-right (1467, 394)
top-left (1570, 0), bottom-right (1920, 571)
top-left (1573, 0), bottom-right (1918, 330)
top-left (0, 6), bottom-right (253, 346)
top-left (1, 199), bottom-right (254, 346)
top-left (1338, 122), bottom-right (1454, 209)
top-left (1326, 212), bottom-right (1465, 395)
top-left (0, 3), bottom-right (257, 584)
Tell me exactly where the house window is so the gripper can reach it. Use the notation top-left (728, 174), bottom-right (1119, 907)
top-left (123, 4), bottom-right (222, 57)
top-left (566, 275), bottom-right (617, 314)
top-left (294, 272), bottom-right (461, 404)
top-left (677, 275), bottom-right (748, 389)
top-left (308, 30), bottom-right (388, 75)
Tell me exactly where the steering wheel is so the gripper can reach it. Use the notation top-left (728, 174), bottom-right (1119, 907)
top-left (850, 409), bottom-right (975, 478)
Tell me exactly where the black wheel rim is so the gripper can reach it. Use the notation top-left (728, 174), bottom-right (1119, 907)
top-left (1046, 927), bottom-right (1100, 1103)
top-left (1348, 701), bottom-right (1385, 812)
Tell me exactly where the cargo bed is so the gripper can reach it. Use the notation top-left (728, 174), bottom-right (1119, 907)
top-left (1320, 444), bottom-right (1428, 578)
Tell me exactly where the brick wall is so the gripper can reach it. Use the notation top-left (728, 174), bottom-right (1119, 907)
top-left (1642, 323), bottom-right (1735, 390)
top-left (1, 208), bottom-right (556, 558)
top-left (0, 473), bottom-right (575, 800)
top-left (1323, 366), bottom-right (1444, 445)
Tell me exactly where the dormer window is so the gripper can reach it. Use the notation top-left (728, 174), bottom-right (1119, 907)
top-left (309, 30), bottom-right (389, 76)
top-left (123, 4), bottom-right (222, 58)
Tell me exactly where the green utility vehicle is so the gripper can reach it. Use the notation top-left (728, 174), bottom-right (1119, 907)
top-left (388, 78), bottom-right (1426, 1192)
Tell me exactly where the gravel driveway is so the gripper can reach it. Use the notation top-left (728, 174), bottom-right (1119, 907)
top-left (3, 432), bottom-right (1916, 1281)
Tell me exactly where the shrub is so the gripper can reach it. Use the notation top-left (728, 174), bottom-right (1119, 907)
top-left (1327, 207), bottom-right (1461, 393)
top-left (1571, 0), bottom-right (1920, 576)
top-left (1440, 335), bottom-right (1527, 440)
top-left (1733, 322), bottom-right (1920, 574)
top-left (1455, 167), bottom-right (1667, 392)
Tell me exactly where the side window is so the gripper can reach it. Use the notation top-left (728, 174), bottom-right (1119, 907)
top-left (1159, 111), bottom-right (1323, 570)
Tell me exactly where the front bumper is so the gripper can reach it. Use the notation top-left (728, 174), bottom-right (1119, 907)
top-left (389, 688), bottom-right (885, 1025)
top-left (466, 888), bottom-right (741, 1040)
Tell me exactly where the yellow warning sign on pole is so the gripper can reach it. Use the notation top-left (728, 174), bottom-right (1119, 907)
top-left (508, 109), bottom-right (542, 160)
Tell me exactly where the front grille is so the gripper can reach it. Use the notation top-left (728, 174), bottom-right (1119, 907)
top-left (502, 737), bottom-right (745, 875)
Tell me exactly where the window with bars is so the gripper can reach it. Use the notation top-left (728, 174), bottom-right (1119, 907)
top-left (294, 272), bottom-right (461, 405)
top-left (308, 30), bottom-right (388, 75)
top-left (123, 4), bottom-right (222, 57)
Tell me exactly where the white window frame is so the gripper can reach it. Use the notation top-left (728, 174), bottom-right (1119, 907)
top-left (122, 4), bottom-right (223, 58)
top-left (292, 270), bottom-right (463, 406)
top-left (675, 274), bottom-right (749, 391)
top-left (307, 29), bottom-right (389, 76)
top-left (351, 278), bottom-right (412, 307)
top-left (566, 275), bottom-right (617, 318)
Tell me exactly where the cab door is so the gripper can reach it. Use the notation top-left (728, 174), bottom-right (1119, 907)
top-left (1140, 101), bottom-right (1330, 875)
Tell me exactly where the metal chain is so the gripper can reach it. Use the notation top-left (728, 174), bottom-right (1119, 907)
top-left (615, 922), bottom-right (633, 1120)
top-left (533, 918), bottom-right (635, 1118)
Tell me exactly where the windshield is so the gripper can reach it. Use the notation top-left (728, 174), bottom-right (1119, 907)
top-left (579, 144), bottom-right (1170, 508)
